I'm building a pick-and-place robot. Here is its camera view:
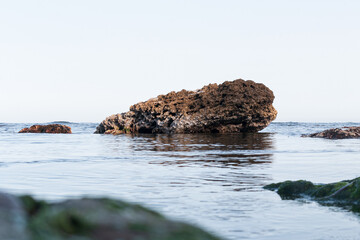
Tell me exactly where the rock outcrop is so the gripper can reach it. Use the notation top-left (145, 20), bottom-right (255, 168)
top-left (19, 124), bottom-right (72, 134)
top-left (0, 192), bottom-right (222, 240)
top-left (302, 127), bottom-right (360, 139)
top-left (95, 79), bottom-right (277, 134)
top-left (264, 177), bottom-right (360, 213)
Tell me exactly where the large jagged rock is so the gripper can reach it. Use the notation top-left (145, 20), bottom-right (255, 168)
top-left (19, 124), bottom-right (72, 134)
top-left (0, 192), bottom-right (222, 240)
top-left (264, 177), bottom-right (360, 213)
top-left (95, 79), bottom-right (277, 134)
top-left (302, 126), bottom-right (360, 139)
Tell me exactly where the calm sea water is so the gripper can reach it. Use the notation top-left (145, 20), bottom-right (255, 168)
top-left (1, 122), bottom-right (360, 240)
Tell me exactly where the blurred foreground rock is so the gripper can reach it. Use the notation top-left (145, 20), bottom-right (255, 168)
top-left (302, 126), bottom-right (360, 139)
top-left (0, 192), bottom-right (222, 240)
top-left (264, 177), bottom-right (360, 212)
top-left (95, 79), bottom-right (277, 134)
top-left (19, 124), bottom-right (72, 134)
top-left (0, 193), bottom-right (28, 240)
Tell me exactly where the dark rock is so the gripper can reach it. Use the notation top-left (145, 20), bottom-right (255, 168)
top-left (95, 79), bottom-right (277, 134)
top-left (19, 124), bottom-right (72, 134)
top-left (264, 177), bottom-right (360, 212)
top-left (302, 126), bottom-right (360, 139)
top-left (0, 192), bottom-right (28, 240)
top-left (0, 192), bottom-right (223, 240)
top-left (264, 180), bottom-right (315, 199)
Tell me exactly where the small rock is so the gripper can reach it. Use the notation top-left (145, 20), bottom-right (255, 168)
top-left (302, 126), bottom-right (360, 139)
top-left (19, 124), bottom-right (72, 134)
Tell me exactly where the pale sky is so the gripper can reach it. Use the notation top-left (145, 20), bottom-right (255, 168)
top-left (1, 0), bottom-right (359, 123)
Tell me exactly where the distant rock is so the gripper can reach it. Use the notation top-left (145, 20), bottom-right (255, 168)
top-left (19, 124), bottom-right (72, 134)
top-left (0, 192), bottom-right (222, 240)
top-left (302, 126), bottom-right (360, 139)
top-left (95, 79), bottom-right (277, 134)
top-left (264, 177), bottom-right (360, 213)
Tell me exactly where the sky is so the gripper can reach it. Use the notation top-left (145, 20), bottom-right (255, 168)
top-left (0, 0), bottom-right (359, 123)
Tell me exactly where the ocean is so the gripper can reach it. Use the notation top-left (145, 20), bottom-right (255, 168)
top-left (1, 122), bottom-right (360, 240)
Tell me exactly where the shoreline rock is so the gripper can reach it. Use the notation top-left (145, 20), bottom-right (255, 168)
top-left (19, 124), bottom-right (72, 134)
top-left (264, 177), bottom-right (360, 213)
top-left (0, 192), bottom-right (222, 240)
top-left (95, 79), bottom-right (277, 134)
top-left (302, 126), bottom-right (360, 139)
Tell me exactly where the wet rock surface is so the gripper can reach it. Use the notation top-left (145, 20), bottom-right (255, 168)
top-left (19, 124), bottom-right (72, 134)
top-left (264, 177), bottom-right (360, 212)
top-left (95, 79), bottom-right (277, 134)
top-left (302, 126), bottom-right (360, 139)
top-left (0, 192), bottom-right (222, 240)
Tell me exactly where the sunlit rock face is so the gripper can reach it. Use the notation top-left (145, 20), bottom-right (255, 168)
top-left (95, 79), bottom-right (277, 134)
top-left (302, 126), bottom-right (360, 139)
top-left (19, 124), bottom-right (72, 134)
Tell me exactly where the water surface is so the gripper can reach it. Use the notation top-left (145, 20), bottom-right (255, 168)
top-left (1, 122), bottom-right (360, 239)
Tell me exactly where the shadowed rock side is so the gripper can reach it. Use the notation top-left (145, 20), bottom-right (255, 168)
top-left (0, 193), bottom-right (28, 240)
top-left (302, 126), bottom-right (360, 139)
top-left (19, 124), bottom-right (72, 134)
top-left (95, 79), bottom-right (277, 134)
top-left (0, 192), bottom-right (222, 240)
top-left (264, 177), bottom-right (360, 213)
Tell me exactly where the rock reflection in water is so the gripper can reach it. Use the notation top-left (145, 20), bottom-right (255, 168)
top-left (125, 133), bottom-right (274, 167)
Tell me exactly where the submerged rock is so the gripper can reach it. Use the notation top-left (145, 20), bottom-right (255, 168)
top-left (0, 192), bottom-right (222, 240)
top-left (264, 177), bottom-right (360, 212)
top-left (95, 79), bottom-right (277, 134)
top-left (302, 126), bottom-right (360, 139)
top-left (19, 124), bottom-right (72, 134)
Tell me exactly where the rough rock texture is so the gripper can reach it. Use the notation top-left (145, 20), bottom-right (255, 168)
top-left (95, 79), bottom-right (277, 134)
top-left (302, 126), bottom-right (360, 139)
top-left (264, 177), bottom-right (360, 213)
top-left (19, 124), bottom-right (72, 134)
top-left (0, 192), bottom-right (222, 240)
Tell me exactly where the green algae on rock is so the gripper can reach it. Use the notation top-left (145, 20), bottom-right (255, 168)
top-left (0, 193), bottom-right (223, 240)
top-left (264, 177), bottom-right (360, 212)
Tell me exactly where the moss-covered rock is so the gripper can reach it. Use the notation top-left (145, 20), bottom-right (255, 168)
top-left (0, 192), bottom-right (223, 240)
top-left (264, 180), bottom-right (315, 199)
top-left (264, 177), bottom-right (360, 212)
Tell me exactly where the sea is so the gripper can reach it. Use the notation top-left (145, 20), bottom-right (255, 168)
top-left (1, 122), bottom-right (360, 240)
